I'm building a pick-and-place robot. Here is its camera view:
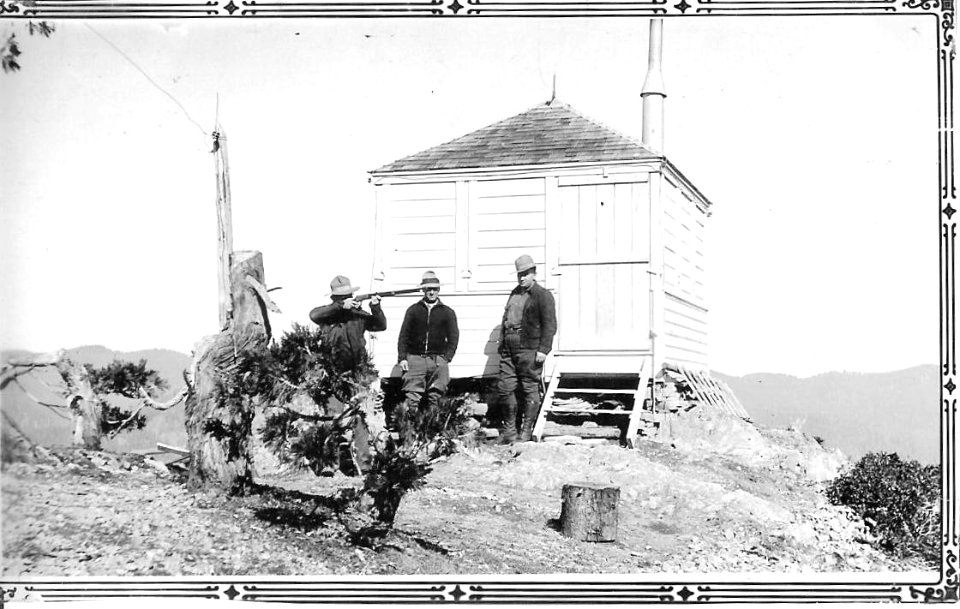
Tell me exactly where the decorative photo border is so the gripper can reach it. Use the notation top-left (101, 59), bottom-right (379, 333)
top-left (0, 0), bottom-right (955, 603)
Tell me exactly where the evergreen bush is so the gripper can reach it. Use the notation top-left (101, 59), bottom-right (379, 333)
top-left (827, 451), bottom-right (941, 565)
top-left (249, 323), bottom-right (472, 537)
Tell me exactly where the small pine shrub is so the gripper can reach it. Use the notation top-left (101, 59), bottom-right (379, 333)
top-left (827, 452), bottom-right (941, 565)
top-left (253, 323), bottom-right (472, 537)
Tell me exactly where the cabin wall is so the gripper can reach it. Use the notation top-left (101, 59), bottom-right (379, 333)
top-left (660, 173), bottom-right (709, 368)
top-left (369, 292), bottom-right (512, 378)
top-left (373, 175), bottom-right (551, 378)
top-left (372, 163), bottom-right (669, 378)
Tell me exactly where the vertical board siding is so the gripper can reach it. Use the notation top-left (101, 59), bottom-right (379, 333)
top-left (557, 180), bottom-right (651, 351)
top-left (468, 178), bottom-right (546, 291)
top-left (369, 292), bottom-right (536, 378)
top-left (383, 182), bottom-right (457, 287)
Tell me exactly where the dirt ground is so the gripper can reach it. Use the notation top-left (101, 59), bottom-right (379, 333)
top-left (1, 419), bottom-right (930, 577)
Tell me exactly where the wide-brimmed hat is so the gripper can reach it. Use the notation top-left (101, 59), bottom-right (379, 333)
top-left (328, 275), bottom-right (360, 297)
top-left (514, 254), bottom-right (537, 274)
top-left (420, 271), bottom-right (441, 289)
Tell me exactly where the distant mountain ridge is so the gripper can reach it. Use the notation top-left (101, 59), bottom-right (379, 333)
top-left (1, 347), bottom-right (941, 464)
top-left (714, 365), bottom-right (939, 465)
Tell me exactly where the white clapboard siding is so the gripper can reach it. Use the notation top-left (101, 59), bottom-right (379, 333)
top-left (388, 182), bottom-right (458, 201)
top-left (661, 178), bottom-right (706, 309)
top-left (662, 292), bottom-right (709, 367)
top-left (369, 292), bottom-right (534, 378)
top-left (382, 182), bottom-right (457, 290)
top-left (468, 178), bottom-right (546, 291)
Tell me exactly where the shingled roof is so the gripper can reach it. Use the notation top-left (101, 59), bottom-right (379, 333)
top-left (372, 101), bottom-right (660, 174)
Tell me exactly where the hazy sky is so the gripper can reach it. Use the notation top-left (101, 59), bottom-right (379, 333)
top-left (0, 16), bottom-right (938, 377)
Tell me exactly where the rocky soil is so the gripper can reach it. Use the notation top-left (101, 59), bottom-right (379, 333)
top-left (1, 408), bottom-right (930, 577)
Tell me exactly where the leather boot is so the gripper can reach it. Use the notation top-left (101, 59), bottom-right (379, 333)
top-left (518, 398), bottom-right (541, 442)
top-left (499, 397), bottom-right (518, 444)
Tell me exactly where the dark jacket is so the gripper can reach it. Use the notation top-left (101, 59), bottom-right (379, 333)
top-left (397, 299), bottom-right (459, 363)
top-left (500, 282), bottom-right (557, 355)
top-left (309, 302), bottom-right (386, 371)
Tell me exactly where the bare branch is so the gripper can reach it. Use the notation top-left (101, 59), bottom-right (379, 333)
top-left (245, 275), bottom-right (282, 314)
top-left (0, 349), bottom-right (65, 374)
top-left (108, 386), bottom-right (189, 439)
top-left (137, 386), bottom-right (188, 411)
top-left (1, 409), bottom-right (36, 446)
top-left (107, 404), bottom-right (146, 438)
top-left (10, 378), bottom-right (69, 419)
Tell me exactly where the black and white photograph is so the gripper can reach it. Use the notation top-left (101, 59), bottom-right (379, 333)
top-left (0, 2), bottom-right (954, 604)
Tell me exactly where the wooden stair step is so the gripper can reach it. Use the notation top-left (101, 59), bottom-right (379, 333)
top-left (542, 422), bottom-right (621, 439)
top-left (547, 408), bottom-right (632, 415)
top-left (553, 388), bottom-right (638, 395)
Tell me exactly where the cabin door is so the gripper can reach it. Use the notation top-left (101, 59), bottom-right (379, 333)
top-left (556, 179), bottom-right (652, 351)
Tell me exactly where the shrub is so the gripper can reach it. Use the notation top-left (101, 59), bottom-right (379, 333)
top-left (827, 452), bottom-right (941, 565)
top-left (254, 324), bottom-right (469, 539)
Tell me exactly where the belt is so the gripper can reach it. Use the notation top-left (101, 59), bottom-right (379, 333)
top-left (411, 352), bottom-right (443, 357)
top-left (504, 327), bottom-right (521, 334)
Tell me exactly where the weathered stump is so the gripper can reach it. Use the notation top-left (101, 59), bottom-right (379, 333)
top-left (63, 362), bottom-right (101, 450)
top-left (185, 250), bottom-right (271, 494)
top-left (560, 482), bottom-right (620, 542)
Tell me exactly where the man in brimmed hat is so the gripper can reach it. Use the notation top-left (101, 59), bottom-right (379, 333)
top-left (309, 275), bottom-right (388, 474)
top-left (496, 254), bottom-right (557, 444)
top-left (310, 275), bottom-right (387, 371)
top-left (396, 271), bottom-right (459, 437)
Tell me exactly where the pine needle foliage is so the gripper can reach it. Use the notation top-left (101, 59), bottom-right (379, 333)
top-left (258, 323), bottom-right (379, 475)
top-left (87, 359), bottom-right (168, 398)
top-left (67, 359), bottom-right (168, 436)
top-left (249, 323), bottom-right (474, 536)
top-left (827, 452), bottom-right (941, 565)
top-left (208, 343), bottom-right (274, 464)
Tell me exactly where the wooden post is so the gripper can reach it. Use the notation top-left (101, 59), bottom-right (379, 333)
top-left (560, 482), bottom-right (620, 542)
top-left (214, 125), bottom-right (234, 331)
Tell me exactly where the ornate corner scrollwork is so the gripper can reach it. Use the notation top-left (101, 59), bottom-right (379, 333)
top-left (0, 587), bottom-right (17, 609)
top-left (910, 549), bottom-right (959, 601)
top-left (0, 0), bottom-right (21, 14)
top-left (904, 0), bottom-right (940, 9)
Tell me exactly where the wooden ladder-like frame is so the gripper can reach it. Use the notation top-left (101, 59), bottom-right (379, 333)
top-left (532, 356), bottom-right (652, 448)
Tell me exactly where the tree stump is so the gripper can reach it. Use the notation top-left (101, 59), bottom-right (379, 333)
top-left (560, 482), bottom-right (620, 542)
top-left (185, 250), bottom-right (271, 494)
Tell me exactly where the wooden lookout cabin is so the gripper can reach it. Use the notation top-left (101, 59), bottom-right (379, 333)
top-left (368, 21), bottom-right (746, 444)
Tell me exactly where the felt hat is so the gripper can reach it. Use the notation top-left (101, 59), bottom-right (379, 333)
top-left (420, 271), bottom-right (441, 289)
top-left (514, 254), bottom-right (537, 274)
top-left (328, 275), bottom-right (360, 297)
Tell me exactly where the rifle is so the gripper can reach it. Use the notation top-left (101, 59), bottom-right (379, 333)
top-left (354, 287), bottom-right (423, 301)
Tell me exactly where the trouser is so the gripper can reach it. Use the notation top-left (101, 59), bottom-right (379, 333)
top-left (497, 332), bottom-right (543, 441)
top-left (397, 354), bottom-right (450, 443)
top-left (323, 379), bottom-right (386, 475)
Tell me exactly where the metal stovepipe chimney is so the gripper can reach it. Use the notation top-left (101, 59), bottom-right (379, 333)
top-left (642, 19), bottom-right (666, 154)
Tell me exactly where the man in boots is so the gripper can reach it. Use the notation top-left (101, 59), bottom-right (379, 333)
top-left (396, 271), bottom-right (459, 443)
top-left (496, 255), bottom-right (557, 443)
top-left (309, 274), bottom-right (387, 474)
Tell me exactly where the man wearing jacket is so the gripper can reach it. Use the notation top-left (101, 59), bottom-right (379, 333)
top-left (309, 274), bottom-right (387, 474)
top-left (497, 255), bottom-right (557, 443)
top-left (397, 271), bottom-right (459, 425)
